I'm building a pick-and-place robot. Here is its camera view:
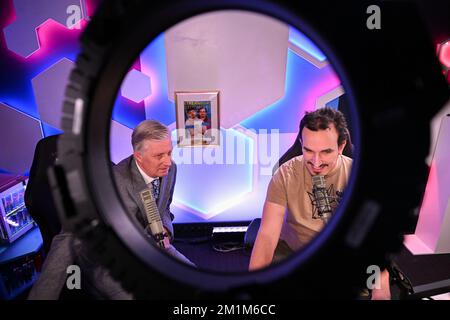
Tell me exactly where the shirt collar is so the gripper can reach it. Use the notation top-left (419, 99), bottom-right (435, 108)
top-left (135, 159), bottom-right (157, 185)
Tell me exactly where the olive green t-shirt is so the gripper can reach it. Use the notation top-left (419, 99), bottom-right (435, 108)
top-left (266, 155), bottom-right (352, 251)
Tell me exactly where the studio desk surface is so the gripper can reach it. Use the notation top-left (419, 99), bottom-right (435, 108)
top-left (391, 244), bottom-right (450, 299)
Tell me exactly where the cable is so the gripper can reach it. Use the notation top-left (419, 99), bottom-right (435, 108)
top-left (212, 242), bottom-right (246, 253)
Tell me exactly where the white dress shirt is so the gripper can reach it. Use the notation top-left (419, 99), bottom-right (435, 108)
top-left (135, 159), bottom-right (157, 186)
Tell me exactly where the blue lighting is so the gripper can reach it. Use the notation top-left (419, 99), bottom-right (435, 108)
top-left (140, 33), bottom-right (176, 126)
top-left (240, 50), bottom-right (339, 133)
top-left (0, 81), bottom-right (40, 119)
top-left (326, 96), bottom-right (340, 109)
top-left (0, 25), bottom-right (81, 119)
top-left (0, 7), bottom-right (343, 225)
top-left (111, 95), bottom-right (146, 129)
top-left (41, 122), bottom-right (63, 137)
top-left (288, 27), bottom-right (327, 62)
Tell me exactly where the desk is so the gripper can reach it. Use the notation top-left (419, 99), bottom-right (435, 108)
top-left (391, 244), bottom-right (450, 299)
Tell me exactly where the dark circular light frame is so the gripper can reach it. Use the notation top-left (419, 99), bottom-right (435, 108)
top-left (52, 0), bottom-right (448, 299)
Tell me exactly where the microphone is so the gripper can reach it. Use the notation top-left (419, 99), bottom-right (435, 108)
top-left (140, 189), bottom-right (166, 248)
top-left (311, 175), bottom-right (333, 223)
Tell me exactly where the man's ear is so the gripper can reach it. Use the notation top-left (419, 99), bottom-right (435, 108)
top-left (134, 150), bottom-right (142, 163)
top-left (338, 140), bottom-right (347, 154)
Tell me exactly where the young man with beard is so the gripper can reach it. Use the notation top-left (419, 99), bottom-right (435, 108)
top-left (249, 107), bottom-right (390, 300)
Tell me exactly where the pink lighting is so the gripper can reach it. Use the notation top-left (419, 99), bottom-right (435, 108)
top-left (0, 0), bottom-right (16, 29)
top-left (304, 74), bottom-right (341, 115)
top-left (404, 114), bottom-right (450, 255)
top-left (30, 18), bottom-right (87, 60)
top-left (140, 63), bottom-right (161, 107)
top-left (84, 0), bottom-right (100, 18)
top-left (438, 40), bottom-right (450, 69)
top-left (404, 161), bottom-right (441, 254)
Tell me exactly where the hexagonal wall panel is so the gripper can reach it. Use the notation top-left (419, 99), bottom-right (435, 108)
top-left (165, 11), bottom-right (288, 129)
top-left (32, 58), bottom-right (75, 130)
top-left (110, 120), bottom-right (133, 164)
top-left (171, 126), bottom-right (255, 219)
top-left (315, 86), bottom-right (344, 109)
top-left (3, 0), bottom-right (87, 57)
top-left (288, 26), bottom-right (329, 69)
top-left (0, 103), bottom-right (43, 174)
top-left (120, 69), bottom-right (152, 103)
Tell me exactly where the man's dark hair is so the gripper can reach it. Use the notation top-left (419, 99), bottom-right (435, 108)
top-left (299, 107), bottom-right (349, 146)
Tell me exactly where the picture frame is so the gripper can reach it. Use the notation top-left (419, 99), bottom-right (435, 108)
top-left (175, 91), bottom-right (220, 147)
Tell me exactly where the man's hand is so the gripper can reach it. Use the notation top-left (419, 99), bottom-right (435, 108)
top-left (163, 235), bottom-right (171, 248)
top-left (371, 269), bottom-right (391, 300)
top-left (163, 226), bottom-right (171, 249)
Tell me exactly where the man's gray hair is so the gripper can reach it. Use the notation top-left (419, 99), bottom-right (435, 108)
top-left (132, 120), bottom-right (170, 152)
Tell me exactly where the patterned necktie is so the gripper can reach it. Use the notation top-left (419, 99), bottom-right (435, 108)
top-left (150, 179), bottom-right (160, 202)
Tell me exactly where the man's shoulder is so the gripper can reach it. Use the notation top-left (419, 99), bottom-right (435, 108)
top-left (113, 155), bottom-right (134, 177)
top-left (274, 155), bottom-right (303, 177)
top-left (340, 155), bottom-right (353, 167)
top-left (279, 155), bottom-right (304, 171)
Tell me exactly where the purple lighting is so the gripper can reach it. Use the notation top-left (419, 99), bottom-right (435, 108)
top-left (0, 103), bottom-right (43, 174)
top-left (120, 69), bottom-right (152, 103)
top-left (32, 57), bottom-right (75, 129)
top-left (2, 0), bottom-right (88, 58)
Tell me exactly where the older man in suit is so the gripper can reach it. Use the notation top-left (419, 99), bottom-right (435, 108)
top-left (113, 120), bottom-right (193, 262)
top-left (28, 120), bottom-right (192, 300)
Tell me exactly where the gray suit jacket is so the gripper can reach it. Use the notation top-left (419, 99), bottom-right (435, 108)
top-left (113, 155), bottom-right (176, 240)
top-left (28, 156), bottom-right (186, 300)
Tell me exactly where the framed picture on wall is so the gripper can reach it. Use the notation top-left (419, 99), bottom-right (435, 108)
top-left (175, 91), bottom-right (220, 147)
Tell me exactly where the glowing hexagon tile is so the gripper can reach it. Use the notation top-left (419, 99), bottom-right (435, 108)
top-left (240, 49), bottom-right (341, 133)
top-left (170, 129), bottom-right (298, 224)
top-left (3, 0), bottom-right (87, 57)
top-left (110, 120), bottom-right (133, 165)
top-left (0, 103), bottom-right (43, 174)
top-left (170, 126), bottom-right (256, 219)
top-left (120, 69), bottom-right (152, 103)
top-left (315, 86), bottom-right (344, 109)
top-left (165, 11), bottom-right (288, 129)
top-left (31, 57), bottom-right (75, 129)
top-left (288, 26), bottom-right (329, 68)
